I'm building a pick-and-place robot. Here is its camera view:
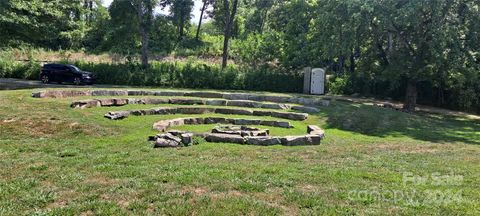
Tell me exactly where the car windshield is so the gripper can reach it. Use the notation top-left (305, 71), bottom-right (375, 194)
top-left (69, 65), bottom-right (81, 72)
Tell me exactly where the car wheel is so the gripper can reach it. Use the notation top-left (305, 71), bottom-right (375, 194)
top-left (73, 77), bottom-right (82, 85)
top-left (41, 75), bottom-right (49, 84)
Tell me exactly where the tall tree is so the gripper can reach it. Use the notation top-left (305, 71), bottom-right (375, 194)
top-left (221, 0), bottom-right (239, 69)
top-left (132, 0), bottom-right (154, 68)
top-left (195, 0), bottom-right (212, 41)
top-left (161, 0), bottom-right (194, 40)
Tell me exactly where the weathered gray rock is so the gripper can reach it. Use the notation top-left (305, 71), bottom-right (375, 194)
top-left (205, 134), bottom-right (246, 144)
top-left (274, 121), bottom-right (292, 128)
top-left (259, 120), bottom-right (292, 128)
top-left (292, 106), bottom-right (319, 113)
top-left (205, 99), bottom-right (227, 106)
top-left (215, 108), bottom-right (254, 115)
top-left (204, 117), bottom-right (229, 124)
top-left (280, 136), bottom-right (309, 146)
top-left (176, 107), bottom-right (213, 114)
top-left (260, 103), bottom-right (291, 110)
top-left (96, 98), bottom-right (115, 106)
top-left (143, 109), bottom-right (157, 115)
top-left (154, 91), bottom-right (185, 96)
top-left (153, 107), bottom-right (176, 114)
top-left (247, 95), bottom-right (266, 101)
top-left (104, 111), bottom-right (130, 120)
top-left (71, 100), bottom-right (100, 109)
top-left (114, 98), bottom-right (128, 106)
top-left (154, 138), bottom-right (179, 148)
top-left (307, 125), bottom-right (321, 133)
top-left (264, 95), bottom-right (292, 103)
top-left (181, 133), bottom-right (193, 145)
top-left (233, 118), bottom-right (261, 125)
top-left (144, 98), bottom-right (169, 104)
top-left (281, 135), bottom-right (321, 146)
top-left (168, 118), bottom-right (185, 127)
top-left (127, 90), bottom-right (146, 96)
top-left (306, 135), bottom-right (322, 145)
top-left (127, 98), bottom-right (143, 104)
top-left (253, 110), bottom-right (272, 116)
top-left (161, 133), bottom-right (182, 143)
top-left (45, 90), bottom-right (92, 98)
top-left (223, 93), bottom-right (250, 100)
top-left (167, 130), bottom-right (187, 136)
top-left (271, 111), bottom-right (308, 121)
top-left (211, 125), bottom-right (269, 137)
top-left (91, 90), bottom-right (128, 96)
top-left (226, 100), bottom-right (261, 108)
top-left (185, 92), bottom-right (224, 98)
top-left (246, 137), bottom-right (281, 146)
top-left (169, 98), bottom-right (205, 105)
top-left (183, 117), bottom-right (205, 125)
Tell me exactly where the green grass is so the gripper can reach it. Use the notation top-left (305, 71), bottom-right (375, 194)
top-left (0, 89), bottom-right (479, 215)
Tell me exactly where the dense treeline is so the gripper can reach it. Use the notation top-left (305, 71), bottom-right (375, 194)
top-left (0, 0), bottom-right (479, 113)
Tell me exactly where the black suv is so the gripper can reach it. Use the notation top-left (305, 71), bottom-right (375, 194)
top-left (40, 64), bottom-right (95, 85)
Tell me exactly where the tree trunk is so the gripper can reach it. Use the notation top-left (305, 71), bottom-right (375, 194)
top-left (349, 52), bottom-right (355, 73)
top-left (179, 15), bottom-right (185, 39)
top-left (136, 1), bottom-right (150, 68)
top-left (196, 0), bottom-right (207, 41)
top-left (403, 79), bottom-right (417, 112)
top-left (222, 33), bottom-right (230, 69)
top-left (221, 0), bottom-right (238, 69)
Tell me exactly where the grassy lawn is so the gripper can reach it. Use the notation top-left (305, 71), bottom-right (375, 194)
top-left (0, 89), bottom-right (479, 215)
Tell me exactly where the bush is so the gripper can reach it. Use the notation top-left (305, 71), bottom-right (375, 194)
top-left (327, 75), bottom-right (350, 95)
top-left (70, 60), bottom-right (302, 92)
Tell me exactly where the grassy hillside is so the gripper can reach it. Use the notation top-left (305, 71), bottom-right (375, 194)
top-left (0, 89), bottom-right (479, 215)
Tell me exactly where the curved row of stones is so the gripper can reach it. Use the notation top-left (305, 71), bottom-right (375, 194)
top-left (153, 117), bottom-right (294, 131)
top-left (149, 117), bottom-right (325, 147)
top-left (32, 89), bottom-right (330, 106)
top-left (104, 106), bottom-right (308, 121)
top-left (70, 97), bottom-right (319, 113)
top-left (31, 89), bottom-right (327, 147)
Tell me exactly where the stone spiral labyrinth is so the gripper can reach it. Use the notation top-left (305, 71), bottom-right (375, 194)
top-left (32, 89), bottom-right (327, 148)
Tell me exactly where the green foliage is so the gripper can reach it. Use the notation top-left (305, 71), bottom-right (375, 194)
top-left (27, 60), bottom-right (300, 92)
top-left (0, 0), bottom-right (102, 49)
top-left (327, 76), bottom-right (350, 95)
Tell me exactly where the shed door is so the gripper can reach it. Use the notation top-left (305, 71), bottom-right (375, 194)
top-left (310, 68), bottom-right (325, 95)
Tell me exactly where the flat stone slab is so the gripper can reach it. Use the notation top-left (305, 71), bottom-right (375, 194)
top-left (212, 125), bottom-right (270, 137)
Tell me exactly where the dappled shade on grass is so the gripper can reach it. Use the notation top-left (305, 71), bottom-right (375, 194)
top-left (321, 102), bottom-right (480, 145)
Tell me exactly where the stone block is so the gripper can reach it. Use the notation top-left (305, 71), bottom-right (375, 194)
top-left (205, 134), bottom-right (246, 144)
top-left (271, 111), bottom-right (308, 120)
top-left (205, 99), bottom-right (227, 106)
top-left (154, 138), bottom-right (179, 148)
top-left (246, 137), bottom-right (281, 146)
top-left (169, 98), bottom-right (205, 105)
top-left (70, 100), bottom-right (100, 109)
top-left (185, 91), bottom-right (224, 98)
top-left (260, 103), bottom-right (291, 110)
